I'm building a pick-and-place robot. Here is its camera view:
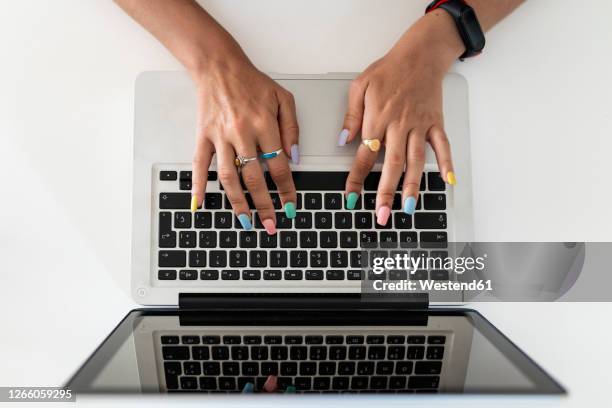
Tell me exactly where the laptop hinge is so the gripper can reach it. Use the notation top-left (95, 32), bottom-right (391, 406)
top-left (178, 293), bottom-right (429, 311)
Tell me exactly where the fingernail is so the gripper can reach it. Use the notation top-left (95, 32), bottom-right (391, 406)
top-left (346, 192), bottom-right (359, 210)
top-left (285, 385), bottom-right (297, 394)
top-left (284, 202), bottom-right (296, 219)
top-left (262, 218), bottom-right (277, 235)
top-left (447, 171), bottom-right (456, 185)
top-left (241, 382), bottom-right (254, 393)
top-left (290, 144), bottom-right (300, 164)
top-left (376, 206), bottom-right (391, 226)
top-left (403, 196), bottom-right (417, 215)
top-left (190, 195), bottom-right (198, 212)
top-left (237, 213), bottom-right (252, 230)
top-left (338, 129), bottom-right (349, 146)
top-left (263, 375), bottom-right (278, 393)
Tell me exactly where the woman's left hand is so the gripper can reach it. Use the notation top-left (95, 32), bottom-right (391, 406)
top-left (339, 12), bottom-right (464, 226)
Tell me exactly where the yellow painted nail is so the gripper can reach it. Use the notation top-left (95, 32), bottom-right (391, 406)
top-left (447, 171), bottom-right (456, 186)
top-left (190, 195), bottom-right (198, 212)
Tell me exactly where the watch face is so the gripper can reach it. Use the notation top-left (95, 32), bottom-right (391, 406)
top-left (460, 8), bottom-right (486, 51)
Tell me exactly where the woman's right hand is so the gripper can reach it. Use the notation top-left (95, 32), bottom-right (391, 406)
top-left (190, 59), bottom-right (299, 235)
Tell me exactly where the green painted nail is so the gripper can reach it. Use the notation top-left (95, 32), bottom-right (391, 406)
top-left (284, 202), bottom-right (296, 218)
top-left (346, 192), bottom-right (359, 210)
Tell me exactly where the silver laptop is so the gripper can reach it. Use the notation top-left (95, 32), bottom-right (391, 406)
top-left (65, 73), bottom-right (563, 395)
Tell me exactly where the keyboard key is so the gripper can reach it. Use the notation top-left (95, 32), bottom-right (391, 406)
top-left (286, 336), bottom-right (303, 344)
top-left (364, 172), bottom-right (382, 191)
top-left (264, 270), bottom-right (282, 280)
top-left (198, 231), bottom-right (216, 248)
top-left (290, 346), bottom-right (308, 360)
top-left (366, 335), bottom-right (385, 344)
top-left (326, 270), bottom-right (344, 280)
top-left (408, 336), bottom-right (426, 344)
top-left (415, 213), bottom-right (447, 229)
top-left (305, 269), bottom-right (324, 280)
top-left (294, 212), bottom-right (312, 229)
top-left (158, 251), bottom-right (186, 267)
top-left (174, 212), bottom-right (191, 229)
top-left (270, 193), bottom-right (282, 209)
top-left (179, 269), bottom-right (197, 280)
top-left (188, 250), bottom-right (206, 267)
top-left (202, 335), bottom-right (221, 344)
top-left (179, 180), bottom-right (191, 190)
top-left (427, 346), bottom-right (445, 359)
top-left (193, 212), bottom-right (212, 229)
top-left (359, 231), bottom-right (377, 246)
top-left (416, 361), bottom-right (442, 374)
top-left (158, 212), bottom-right (176, 248)
top-left (387, 345), bottom-right (406, 360)
top-left (356, 361), bottom-right (374, 375)
top-left (159, 192), bottom-right (190, 210)
top-left (315, 212), bottom-right (333, 229)
top-left (208, 171), bottom-right (217, 181)
top-left (355, 212), bottom-right (372, 229)
top-left (299, 231), bottom-right (317, 248)
top-left (319, 362), bottom-right (336, 375)
top-left (276, 212), bottom-right (292, 229)
top-left (347, 270), bottom-right (364, 280)
top-left (334, 212), bottom-right (352, 229)
top-left (320, 231), bottom-right (338, 248)
top-left (338, 362), bottom-right (356, 375)
top-left (408, 375), bottom-right (440, 389)
top-left (161, 335), bottom-right (179, 345)
top-left (340, 231), bottom-right (358, 248)
top-left (192, 346), bottom-right (209, 360)
top-left (222, 362), bottom-right (239, 375)
top-left (203, 193), bottom-right (222, 210)
top-left (162, 346), bottom-right (189, 360)
top-left (420, 231), bottom-right (448, 248)
top-left (160, 170), bottom-right (177, 181)
top-left (323, 193), bottom-right (342, 209)
top-left (424, 193), bottom-right (446, 210)
top-left (295, 377), bottom-right (312, 391)
top-left (280, 231), bottom-right (298, 248)
top-left (394, 213), bottom-right (412, 229)
top-left (376, 361), bottom-right (394, 375)
top-left (370, 376), bottom-right (388, 390)
top-left (284, 270), bottom-right (302, 280)
top-left (329, 346), bottom-right (347, 360)
top-left (271, 346), bottom-right (288, 360)
top-left (219, 231), bottom-right (237, 248)
top-left (379, 231), bottom-right (398, 247)
top-left (281, 362), bottom-right (298, 376)
top-left (221, 270), bottom-right (239, 280)
top-left (290, 251), bottom-right (308, 267)
top-left (427, 172), bottom-right (446, 191)
top-left (249, 251), bottom-right (267, 268)
top-left (332, 377), bottom-right (350, 390)
top-left (179, 231), bottom-right (196, 248)
top-left (261, 362), bottom-right (278, 376)
top-left (270, 251), bottom-right (288, 268)
top-left (300, 362), bottom-right (316, 375)
top-left (239, 231), bottom-right (257, 248)
top-left (183, 361), bottom-right (201, 376)
top-left (351, 376), bottom-right (369, 390)
top-left (310, 346), bottom-right (327, 360)
top-left (231, 346), bottom-right (249, 360)
top-left (396, 361), bottom-right (413, 375)
top-left (259, 231), bottom-right (277, 248)
top-left (209, 251), bottom-right (227, 268)
top-left (346, 335), bottom-right (364, 344)
top-left (242, 270), bottom-right (261, 280)
top-left (387, 335), bottom-right (405, 344)
top-left (212, 346), bottom-right (231, 360)
top-left (179, 171), bottom-right (192, 180)
top-left (199, 377), bottom-right (217, 390)
top-left (407, 346), bottom-right (425, 359)
top-left (368, 346), bottom-right (386, 360)
top-left (363, 193), bottom-right (376, 210)
top-left (305, 335), bottom-right (323, 344)
top-left (214, 212), bottom-right (233, 229)
top-left (304, 193), bottom-right (322, 209)
top-left (330, 251), bottom-right (348, 267)
top-left (431, 269), bottom-right (450, 280)
top-left (158, 270), bottom-right (177, 280)
top-left (348, 346), bottom-right (366, 360)
top-left (251, 346), bottom-right (268, 360)
top-left (428, 336), bottom-right (446, 344)
top-left (203, 361), bottom-right (221, 374)
top-left (218, 377), bottom-right (236, 391)
top-left (180, 376), bottom-right (197, 390)
top-left (264, 336), bottom-right (282, 344)
top-left (400, 231), bottom-right (418, 247)
top-left (229, 250), bottom-right (247, 267)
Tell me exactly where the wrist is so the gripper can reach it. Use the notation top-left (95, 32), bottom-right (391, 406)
top-left (389, 10), bottom-right (464, 77)
top-left (187, 40), bottom-right (254, 84)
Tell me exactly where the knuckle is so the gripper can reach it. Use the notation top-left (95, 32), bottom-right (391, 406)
top-left (377, 190), bottom-right (395, 203)
top-left (354, 154), bottom-right (374, 171)
top-left (270, 163), bottom-right (292, 181)
top-left (218, 167), bottom-right (236, 184)
top-left (409, 144), bottom-right (426, 162)
top-left (385, 151), bottom-right (405, 167)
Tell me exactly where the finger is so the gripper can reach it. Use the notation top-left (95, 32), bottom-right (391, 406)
top-left (401, 129), bottom-right (426, 215)
top-left (345, 137), bottom-right (381, 210)
top-left (216, 142), bottom-right (252, 229)
top-left (427, 125), bottom-right (456, 185)
top-left (258, 132), bottom-right (297, 222)
top-left (375, 125), bottom-right (408, 226)
top-left (339, 77), bottom-right (367, 146)
top-left (191, 137), bottom-right (214, 211)
top-left (276, 89), bottom-right (300, 164)
top-left (236, 139), bottom-right (277, 234)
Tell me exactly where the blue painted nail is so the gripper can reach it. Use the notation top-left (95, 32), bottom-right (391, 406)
top-left (403, 196), bottom-right (417, 215)
top-left (237, 213), bottom-right (252, 230)
top-left (242, 382), bottom-right (254, 393)
top-left (290, 144), bottom-right (299, 164)
top-left (338, 129), bottom-right (349, 146)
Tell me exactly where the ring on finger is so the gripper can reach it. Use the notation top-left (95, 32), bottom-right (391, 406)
top-left (363, 138), bottom-right (381, 152)
top-left (260, 148), bottom-right (283, 160)
top-left (234, 155), bottom-right (258, 169)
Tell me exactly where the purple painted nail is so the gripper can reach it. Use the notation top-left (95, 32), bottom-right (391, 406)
top-left (338, 129), bottom-right (349, 146)
top-left (290, 144), bottom-right (299, 164)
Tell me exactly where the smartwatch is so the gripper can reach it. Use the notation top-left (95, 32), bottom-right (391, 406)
top-left (426, 0), bottom-right (485, 59)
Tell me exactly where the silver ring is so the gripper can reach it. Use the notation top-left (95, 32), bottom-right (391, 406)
top-left (234, 155), bottom-right (258, 169)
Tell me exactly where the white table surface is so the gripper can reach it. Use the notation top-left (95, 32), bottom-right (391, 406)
top-left (1, 0), bottom-right (611, 406)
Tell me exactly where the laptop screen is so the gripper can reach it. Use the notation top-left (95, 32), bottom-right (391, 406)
top-left (66, 309), bottom-right (563, 395)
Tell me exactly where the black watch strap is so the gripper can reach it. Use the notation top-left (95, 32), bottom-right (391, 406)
top-left (426, 0), bottom-right (486, 59)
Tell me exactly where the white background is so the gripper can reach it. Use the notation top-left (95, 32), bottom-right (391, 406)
top-left (1, 0), bottom-right (611, 406)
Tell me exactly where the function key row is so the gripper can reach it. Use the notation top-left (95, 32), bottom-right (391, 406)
top-left (160, 171), bottom-right (446, 192)
top-left (161, 334), bottom-right (446, 345)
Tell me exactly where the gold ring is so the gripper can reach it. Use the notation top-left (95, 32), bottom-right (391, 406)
top-left (363, 138), bottom-right (381, 152)
top-left (234, 155), bottom-right (258, 168)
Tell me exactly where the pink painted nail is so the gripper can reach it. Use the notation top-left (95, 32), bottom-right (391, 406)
top-left (262, 219), bottom-right (277, 235)
top-left (376, 206), bottom-right (391, 226)
top-left (263, 375), bottom-right (278, 392)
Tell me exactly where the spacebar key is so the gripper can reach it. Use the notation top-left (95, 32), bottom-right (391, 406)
top-left (159, 193), bottom-right (191, 209)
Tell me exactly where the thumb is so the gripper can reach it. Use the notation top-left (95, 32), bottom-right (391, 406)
top-left (339, 77), bottom-right (367, 146)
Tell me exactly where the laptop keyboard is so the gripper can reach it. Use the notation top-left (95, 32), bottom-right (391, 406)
top-left (160, 332), bottom-right (446, 393)
top-left (155, 167), bottom-right (449, 284)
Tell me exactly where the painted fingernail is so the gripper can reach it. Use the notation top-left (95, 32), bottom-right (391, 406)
top-left (241, 382), bottom-right (254, 393)
top-left (376, 206), bottom-right (391, 226)
top-left (190, 195), bottom-right (198, 212)
top-left (262, 218), bottom-right (277, 235)
top-left (263, 375), bottom-right (278, 392)
top-left (346, 192), bottom-right (359, 210)
top-left (284, 202), bottom-right (296, 219)
top-left (338, 129), bottom-right (349, 146)
top-left (447, 171), bottom-right (456, 185)
top-left (285, 385), bottom-right (297, 394)
top-left (237, 213), bottom-right (252, 230)
top-left (290, 144), bottom-right (300, 164)
top-left (403, 196), bottom-right (417, 215)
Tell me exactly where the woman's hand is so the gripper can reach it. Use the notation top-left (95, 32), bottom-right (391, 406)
top-left (339, 11), bottom-right (464, 226)
top-left (191, 58), bottom-right (299, 234)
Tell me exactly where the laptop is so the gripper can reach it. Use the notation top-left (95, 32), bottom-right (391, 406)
top-left (66, 72), bottom-right (564, 395)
